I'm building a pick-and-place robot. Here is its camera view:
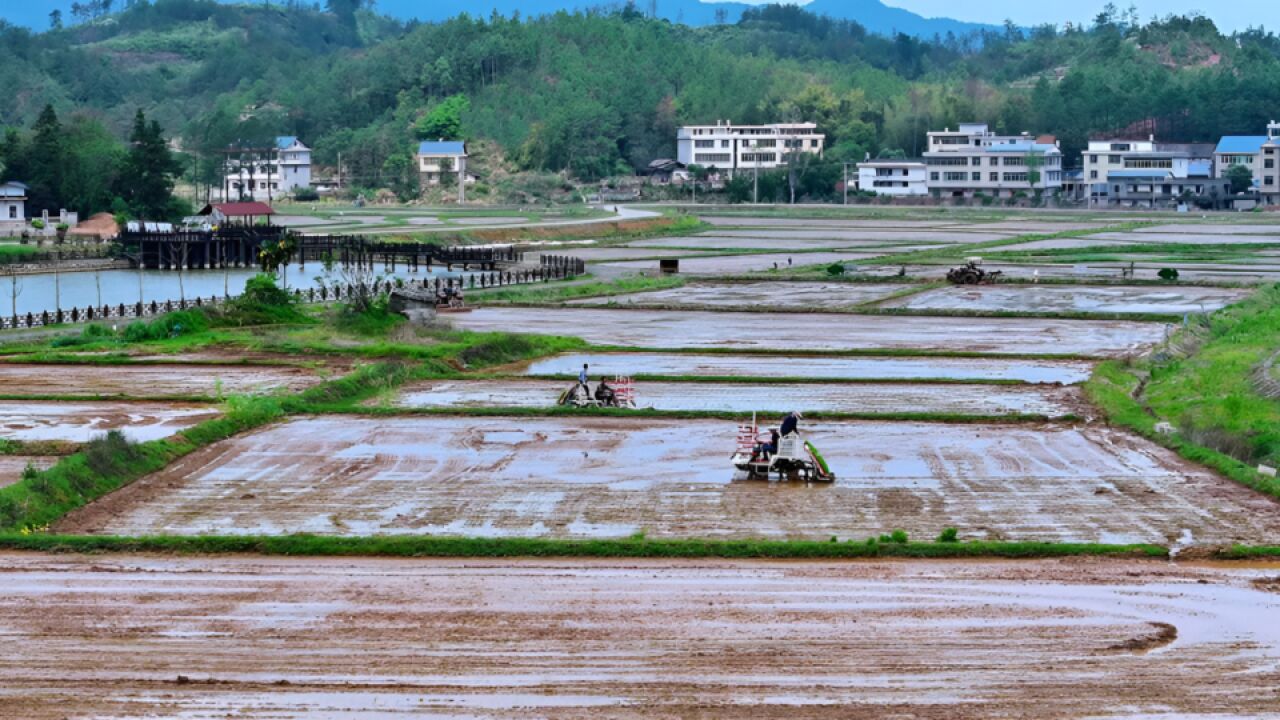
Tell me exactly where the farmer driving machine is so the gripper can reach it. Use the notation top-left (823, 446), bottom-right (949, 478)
top-left (559, 376), bottom-right (637, 409)
top-left (946, 258), bottom-right (1002, 285)
top-left (731, 413), bottom-right (835, 482)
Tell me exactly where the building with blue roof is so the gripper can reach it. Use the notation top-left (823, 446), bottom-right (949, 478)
top-left (415, 140), bottom-right (475, 199)
top-left (922, 123), bottom-right (1064, 198)
top-left (1215, 121), bottom-right (1280, 204)
top-left (1078, 136), bottom-right (1221, 207)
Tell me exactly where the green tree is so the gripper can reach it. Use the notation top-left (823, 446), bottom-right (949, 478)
top-left (116, 109), bottom-right (183, 219)
top-left (413, 95), bottom-right (470, 140)
top-left (1226, 164), bottom-right (1254, 194)
top-left (27, 105), bottom-right (66, 215)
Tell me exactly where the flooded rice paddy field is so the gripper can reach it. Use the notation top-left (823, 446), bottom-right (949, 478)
top-left (0, 363), bottom-right (325, 398)
top-left (391, 379), bottom-right (1084, 416)
top-left (603, 251), bottom-right (883, 274)
top-left (0, 401), bottom-right (220, 443)
top-left (702, 228), bottom-right (1010, 243)
top-left (4, 553), bottom-right (1280, 719)
top-left (58, 415), bottom-right (1280, 545)
top-left (627, 234), bottom-right (945, 251)
top-left (881, 284), bottom-right (1249, 315)
top-left (568, 281), bottom-right (910, 309)
top-left (452, 307), bottom-right (1168, 356)
top-left (521, 352), bottom-right (1096, 384)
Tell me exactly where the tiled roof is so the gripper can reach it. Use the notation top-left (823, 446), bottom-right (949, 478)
top-left (275, 136), bottom-right (305, 150)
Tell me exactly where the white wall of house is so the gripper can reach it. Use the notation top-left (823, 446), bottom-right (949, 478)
top-left (225, 137), bottom-right (312, 201)
top-left (855, 162), bottom-right (928, 196)
top-left (676, 121), bottom-right (824, 174)
top-left (922, 124), bottom-right (1063, 198)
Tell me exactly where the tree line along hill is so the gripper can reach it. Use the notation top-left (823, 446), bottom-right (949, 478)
top-left (2, 0), bottom-right (1280, 216)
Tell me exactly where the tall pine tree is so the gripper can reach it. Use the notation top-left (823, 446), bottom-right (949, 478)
top-left (27, 105), bottom-right (66, 215)
top-left (116, 109), bottom-right (182, 219)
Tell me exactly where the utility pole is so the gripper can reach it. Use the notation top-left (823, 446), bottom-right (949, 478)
top-left (843, 162), bottom-right (851, 205)
top-left (337, 152), bottom-right (343, 192)
top-left (753, 157), bottom-right (759, 204)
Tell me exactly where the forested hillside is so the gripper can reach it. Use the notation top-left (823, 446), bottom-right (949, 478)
top-left (3, 0), bottom-right (1280, 212)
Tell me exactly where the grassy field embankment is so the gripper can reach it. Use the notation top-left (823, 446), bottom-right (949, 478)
top-left (1085, 283), bottom-right (1280, 502)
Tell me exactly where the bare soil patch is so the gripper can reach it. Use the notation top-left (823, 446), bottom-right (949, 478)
top-left (0, 456), bottom-right (57, 489)
top-left (2, 553), bottom-right (1279, 719)
top-left (604, 252), bottom-right (883, 274)
top-left (57, 415), bottom-right (1280, 545)
top-left (0, 363), bottom-right (325, 398)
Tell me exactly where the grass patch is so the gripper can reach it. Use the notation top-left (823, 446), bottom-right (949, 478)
top-left (1084, 284), bottom-right (1280, 502)
top-left (0, 533), bottom-right (1167, 560)
top-left (471, 274), bottom-right (683, 305)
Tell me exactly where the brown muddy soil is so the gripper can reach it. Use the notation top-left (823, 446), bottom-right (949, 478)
top-left (0, 363), bottom-right (325, 398)
top-left (450, 307), bottom-right (1168, 356)
top-left (2, 553), bottom-right (1279, 719)
top-left (58, 415), bottom-right (1280, 545)
top-left (881, 284), bottom-right (1249, 315)
top-left (0, 456), bottom-right (57, 489)
top-left (0, 400), bottom-right (220, 442)
top-left (567, 281), bottom-right (911, 309)
top-left (390, 379), bottom-right (1086, 416)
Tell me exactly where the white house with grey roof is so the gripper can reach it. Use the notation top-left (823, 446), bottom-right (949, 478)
top-left (224, 136), bottom-right (312, 202)
top-left (923, 123), bottom-right (1063, 198)
top-left (0, 181), bottom-right (27, 230)
top-left (1082, 137), bottom-right (1222, 207)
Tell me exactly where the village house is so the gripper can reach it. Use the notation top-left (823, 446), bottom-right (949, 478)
top-left (224, 136), bottom-right (313, 202)
top-left (853, 159), bottom-right (929, 196)
top-left (0, 181), bottom-right (27, 232)
top-left (676, 121), bottom-right (824, 176)
top-left (923, 123), bottom-right (1064, 199)
top-left (416, 140), bottom-right (476, 186)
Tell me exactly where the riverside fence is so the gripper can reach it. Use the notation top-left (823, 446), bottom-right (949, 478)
top-left (0, 256), bottom-right (585, 331)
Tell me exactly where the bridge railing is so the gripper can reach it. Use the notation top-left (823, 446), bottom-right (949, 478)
top-left (0, 254), bottom-right (584, 331)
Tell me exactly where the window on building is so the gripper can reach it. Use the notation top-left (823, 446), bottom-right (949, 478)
top-left (7, 206), bottom-right (15, 219)
top-left (695, 140), bottom-right (715, 149)
top-left (926, 157), bottom-right (968, 166)
top-left (1003, 172), bottom-right (1029, 183)
top-left (1090, 171), bottom-right (1098, 179)
top-left (1089, 154), bottom-right (1098, 163)
top-left (972, 172), bottom-right (981, 181)
top-left (989, 172), bottom-right (998, 182)
top-left (1267, 159), bottom-right (1276, 169)
top-left (1003, 156), bottom-right (1025, 166)
top-left (810, 139), bottom-right (819, 148)
top-left (1268, 177), bottom-right (1276, 186)
top-left (942, 172), bottom-right (967, 182)
top-left (756, 139), bottom-right (777, 148)
top-left (1108, 155), bottom-right (1121, 164)
top-left (989, 157), bottom-right (999, 166)
top-left (695, 153), bottom-right (732, 164)
top-left (721, 140), bottom-right (729, 148)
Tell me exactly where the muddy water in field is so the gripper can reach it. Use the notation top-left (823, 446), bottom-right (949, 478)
top-left (707, 228), bottom-right (1009, 243)
top-left (627, 235), bottom-right (938, 251)
top-left (523, 352), bottom-right (1096, 384)
top-left (4, 554), bottom-right (1279, 719)
top-left (0, 363), bottom-right (325, 397)
top-left (568, 281), bottom-right (910, 309)
top-left (0, 401), bottom-right (220, 442)
top-left (883, 284), bottom-right (1249, 315)
top-left (0, 456), bottom-right (57, 488)
top-left (603, 252), bottom-right (883, 275)
top-left (392, 379), bottom-right (1083, 416)
top-left (60, 415), bottom-right (1280, 544)
top-left (451, 307), bottom-right (1167, 356)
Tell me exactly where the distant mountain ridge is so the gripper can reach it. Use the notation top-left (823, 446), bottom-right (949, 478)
top-left (3, 0), bottom-right (999, 38)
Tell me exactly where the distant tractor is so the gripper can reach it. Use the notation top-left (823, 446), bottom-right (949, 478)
top-left (946, 258), bottom-right (1002, 285)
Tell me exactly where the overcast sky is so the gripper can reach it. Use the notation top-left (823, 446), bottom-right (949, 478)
top-left (877, 1), bottom-right (1258, 33)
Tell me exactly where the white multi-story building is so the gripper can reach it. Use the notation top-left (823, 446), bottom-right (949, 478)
top-left (1220, 121), bottom-right (1280, 204)
top-left (1082, 137), bottom-right (1219, 206)
top-left (676, 121), bottom-right (824, 174)
top-left (923, 123), bottom-right (1063, 198)
top-left (225, 136), bottom-right (312, 202)
top-left (854, 160), bottom-right (928, 196)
